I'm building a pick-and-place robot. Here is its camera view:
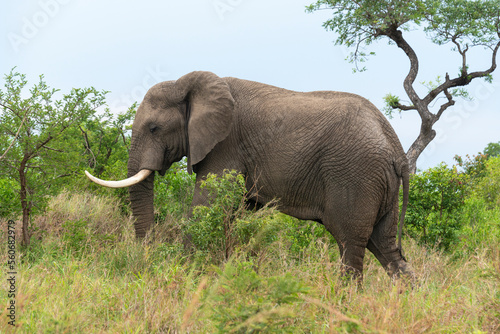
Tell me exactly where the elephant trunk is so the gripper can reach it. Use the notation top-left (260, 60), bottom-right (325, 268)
top-left (128, 160), bottom-right (155, 238)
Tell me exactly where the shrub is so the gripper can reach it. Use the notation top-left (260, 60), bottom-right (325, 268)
top-left (456, 157), bottom-right (500, 254)
top-left (406, 163), bottom-right (470, 250)
top-left (454, 153), bottom-right (488, 179)
top-left (185, 170), bottom-right (282, 263)
top-left (154, 160), bottom-right (196, 222)
top-left (474, 156), bottom-right (500, 209)
top-left (0, 177), bottom-right (20, 219)
top-left (279, 215), bottom-right (335, 259)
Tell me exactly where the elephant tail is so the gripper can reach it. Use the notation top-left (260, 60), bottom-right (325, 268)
top-left (397, 157), bottom-right (410, 261)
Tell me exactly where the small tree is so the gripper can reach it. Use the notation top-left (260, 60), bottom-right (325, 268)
top-left (61, 103), bottom-right (135, 204)
top-left (0, 70), bottom-right (107, 246)
top-left (484, 141), bottom-right (500, 158)
top-left (307, 0), bottom-right (500, 173)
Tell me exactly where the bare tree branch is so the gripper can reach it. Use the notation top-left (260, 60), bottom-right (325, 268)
top-left (435, 85), bottom-right (455, 120)
top-left (392, 102), bottom-right (417, 111)
top-left (423, 40), bottom-right (500, 106)
top-left (42, 145), bottom-right (64, 153)
top-left (379, 27), bottom-right (426, 114)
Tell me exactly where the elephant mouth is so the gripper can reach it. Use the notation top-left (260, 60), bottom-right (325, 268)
top-left (158, 146), bottom-right (173, 176)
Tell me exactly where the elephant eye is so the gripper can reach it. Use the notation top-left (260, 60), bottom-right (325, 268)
top-left (149, 125), bottom-right (159, 134)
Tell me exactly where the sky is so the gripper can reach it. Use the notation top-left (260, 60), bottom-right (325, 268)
top-left (2, 0), bottom-right (499, 170)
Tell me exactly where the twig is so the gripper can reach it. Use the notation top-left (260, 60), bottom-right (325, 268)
top-left (0, 108), bottom-right (29, 161)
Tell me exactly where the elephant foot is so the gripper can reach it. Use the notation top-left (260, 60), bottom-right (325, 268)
top-left (387, 260), bottom-right (417, 288)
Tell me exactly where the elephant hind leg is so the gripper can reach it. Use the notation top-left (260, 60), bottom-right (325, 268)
top-left (367, 208), bottom-right (414, 279)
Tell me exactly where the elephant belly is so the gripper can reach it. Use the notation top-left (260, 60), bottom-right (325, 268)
top-left (243, 140), bottom-right (391, 225)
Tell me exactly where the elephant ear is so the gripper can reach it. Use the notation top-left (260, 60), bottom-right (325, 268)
top-left (175, 71), bottom-right (234, 172)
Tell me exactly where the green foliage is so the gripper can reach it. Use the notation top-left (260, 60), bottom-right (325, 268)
top-left (71, 104), bottom-right (135, 178)
top-left (474, 157), bottom-right (500, 209)
top-left (306, 0), bottom-right (434, 67)
top-left (186, 171), bottom-right (247, 262)
top-left (205, 260), bottom-right (309, 333)
top-left (383, 93), bottom-right (402, 118)
top-left (66, 105), bottom-right (135, 205)
top-left (0, 69), bottom-right (107, 244)
top-left (279, 215), bottom-right (335, 258)
top-left (306, 0), bottom-right (500, 69)
top-left (406, 163), bottom-right (470, 250)
top-left (458, 195), bottom-right (500, 255)
top-left (454, 153), bottom-right (489, 179)
top-left (154, 159), bottom-right (196, 222)
top-left (484, 141), bottom-right (500, 158)
top-left (62, 219), bottom-right (89, 256)
top-left (425, 0), bottom-right (500, 47)
top-left (0, 177), bottom-right (20, 218)
top-left (185, 171), bottom-right (282, 263)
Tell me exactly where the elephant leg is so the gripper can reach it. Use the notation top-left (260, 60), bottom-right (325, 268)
top-left (336, 238), bottom-right (368, 282)
top-left (323, 209), bottom-right (375, 282)
top-left (367, 207), bottom-right (414, 280)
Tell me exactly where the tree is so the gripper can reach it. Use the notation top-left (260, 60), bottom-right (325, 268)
top-left (64, 103), bottom-right (136, 204)
top-left (307, 0), bottom-right (500, 173)
top-left (484, 141), bottom-right (500, 158)
top-left (0, 70), bottom-right (107, 246)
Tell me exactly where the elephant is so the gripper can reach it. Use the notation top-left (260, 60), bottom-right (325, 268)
top-left (86, 71), bottom-right (412, 280)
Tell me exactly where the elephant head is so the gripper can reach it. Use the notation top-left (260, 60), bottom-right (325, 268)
top-left (86, 71), bottom-right (235, 237)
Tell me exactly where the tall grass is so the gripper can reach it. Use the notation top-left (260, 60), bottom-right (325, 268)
top-left (0, 191), bottom-right (499, 333)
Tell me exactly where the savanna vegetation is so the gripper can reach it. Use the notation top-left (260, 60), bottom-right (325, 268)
top-left (1, 72), bottom-right (499, 333)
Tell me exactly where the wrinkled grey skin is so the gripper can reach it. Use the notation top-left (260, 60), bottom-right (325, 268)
top-left (128, 71), bottom-right (412, 279)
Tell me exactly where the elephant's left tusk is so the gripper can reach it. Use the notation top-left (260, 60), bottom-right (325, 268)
top-left (85, 169), bottom-right (152, 188)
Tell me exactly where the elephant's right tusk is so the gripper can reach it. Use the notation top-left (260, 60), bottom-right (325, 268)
top-left (85, 169), bottom-right (152, 188)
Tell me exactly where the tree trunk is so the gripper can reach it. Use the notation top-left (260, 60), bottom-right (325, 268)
top-left (19, 160), bottom-right (30, 247)
top-left (406, 126), bottom-right (436, 174)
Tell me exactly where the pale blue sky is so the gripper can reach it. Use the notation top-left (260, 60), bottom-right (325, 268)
top-left (2, 0), bottom-right (499, 170)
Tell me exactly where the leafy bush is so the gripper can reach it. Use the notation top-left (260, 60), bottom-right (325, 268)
top-left (0, 177), bottom-right (20, 219)
top-left (484, 141), bottom-right (500, 158)
top-left (455, 156), bottom-right (500, 254)
top-left (454, 153), bottom-right (488, 179)
top-left (154, 159), bottom-right (196, 222)
top-left (406, 163), bottom-right (470, 250)
top-left (279, 215), bottom-right (335, 258)
top-left (474, 156), bottom-right (500, 209)
top-left (185, 170), bottom-right (282, 263)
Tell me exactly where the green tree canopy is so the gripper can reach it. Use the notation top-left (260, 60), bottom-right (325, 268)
top-left (484, 141), bottom-right (500, 158)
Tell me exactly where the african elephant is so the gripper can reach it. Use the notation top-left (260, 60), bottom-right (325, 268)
top-left (86, 71), bottom-right (412, 279)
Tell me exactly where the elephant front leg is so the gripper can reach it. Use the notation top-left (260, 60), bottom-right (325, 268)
top-left (337, 241), bottom-right (368, 283)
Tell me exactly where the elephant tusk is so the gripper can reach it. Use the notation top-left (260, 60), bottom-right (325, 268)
top-left (85, 169), bottom-right (152, 188)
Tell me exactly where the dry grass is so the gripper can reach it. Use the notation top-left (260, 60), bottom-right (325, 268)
top-left (0, 192), bottom-right (498, 333)
top-left (32, 190), bottom-right (134, 239)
